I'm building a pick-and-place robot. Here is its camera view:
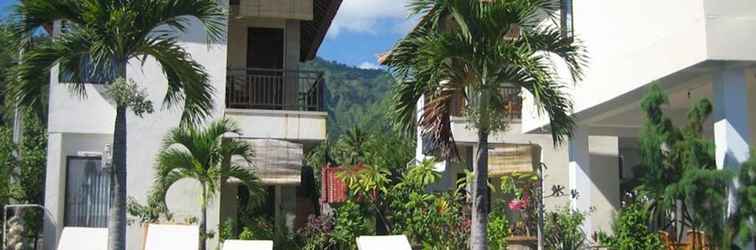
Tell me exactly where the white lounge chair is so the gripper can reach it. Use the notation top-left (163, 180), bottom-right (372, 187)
top-left (56, 227), bottom-right (108, 250)
top-left (356, 235), bottom-right (412, 250)
top-left (143, 224), bottom-right (199, 250)
top-left (221, 240), bottom-right (274, 250)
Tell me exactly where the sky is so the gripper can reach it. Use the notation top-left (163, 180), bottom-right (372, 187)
top-left (319, 0), bottom-right (416, 69)
top-left (0, 0), bottom-right (415, 69)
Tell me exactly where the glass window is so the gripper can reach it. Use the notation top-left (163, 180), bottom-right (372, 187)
top-left (64, 157), bottom-right (110, 228)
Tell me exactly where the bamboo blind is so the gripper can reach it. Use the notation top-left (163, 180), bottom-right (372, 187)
top-left (240, 0), bottom-right (314, 20)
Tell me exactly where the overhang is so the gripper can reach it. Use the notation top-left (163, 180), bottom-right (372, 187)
top-left (300, 0), bottom-right (343, 61)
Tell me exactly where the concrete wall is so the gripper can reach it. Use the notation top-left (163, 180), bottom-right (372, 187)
top-left (522, 0), bottom-right (756, 131)
top-left (226, 109), bottom-right (327, 141)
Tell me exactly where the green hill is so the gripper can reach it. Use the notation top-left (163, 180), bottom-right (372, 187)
top-left (302, 58), bottom-right (396, 139)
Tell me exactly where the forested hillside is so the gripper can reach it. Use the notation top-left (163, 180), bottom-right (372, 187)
top-left (302, 58), bottom-right (396, 139)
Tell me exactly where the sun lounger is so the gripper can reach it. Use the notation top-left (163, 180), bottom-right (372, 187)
top-left (356, 235), bottom-right (412, 250)
top-left (143, 224), bottom-right (199, 250)
top-left (221, 240), bottom-right (274, 250)
top-left (56, 227), bottom-right (108, 250)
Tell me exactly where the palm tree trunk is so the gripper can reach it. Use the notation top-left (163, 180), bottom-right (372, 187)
top-left (471, 87), bottom-right (491, 250)
top-left (108, 105), bottom-right (127, 250)
top-left (200, 184), bottom-right (208, 250)
top-left (471, 129), bottom-right (490, 250)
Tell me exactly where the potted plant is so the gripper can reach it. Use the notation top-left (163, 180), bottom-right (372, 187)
top-left (500, 172), bottom-right (540, 249)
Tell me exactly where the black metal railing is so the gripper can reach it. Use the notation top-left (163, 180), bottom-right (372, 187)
top-left (450, 86), bottom-right (522, 120)
top-left (226, 68), bottom-right (325, 111)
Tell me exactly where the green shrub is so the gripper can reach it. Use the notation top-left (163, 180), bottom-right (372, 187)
top-left (544, 208), bottom-right (586, 250)
top-left (488, 211), bottom-right (510, 250)
top-left (333, 201), bottom-right (374, 250)
top-left (598, 202), bottom-right (663, 250)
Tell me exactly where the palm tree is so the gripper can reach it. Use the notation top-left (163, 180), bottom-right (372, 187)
top-left (383, 0), bottom-right (586, 249)
top-left (10, 1), bottom-right (224, 249)
top-left (151, 118), bottom-right (264, 250)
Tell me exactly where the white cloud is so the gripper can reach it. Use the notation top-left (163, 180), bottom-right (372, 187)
top-left (328, 0), bottom-right (415, 37)
top-left (357, 62), bottom-right (383, 70)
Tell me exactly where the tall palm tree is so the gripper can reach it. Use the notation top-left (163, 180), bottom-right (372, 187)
top-left (11, 1), bottom-right (224, 249)
top-left (151, 118), bottom-right (264, 250)
top-left (383, 0), bottom-right (586, 249)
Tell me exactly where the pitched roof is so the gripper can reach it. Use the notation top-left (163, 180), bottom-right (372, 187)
top-left (301, 0), bottom-right (343, 61)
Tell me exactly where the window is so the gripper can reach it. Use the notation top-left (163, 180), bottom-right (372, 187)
top-left (64, 157), bottom-right (110, 227)
top-left (560, 0), bottom-right (574, 39)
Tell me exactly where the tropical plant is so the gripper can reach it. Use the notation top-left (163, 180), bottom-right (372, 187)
top-left (150, 118), bottom-right (264, 250)
top-left (383, 0), bottom-right (585, 248)
top-left (500, 172), bottom-right (540, 236)
top-left (487, 211), bottom-right (510, 250)
top-left (332, 200), bottom-right (374, 250)
top-left (598, 201), bottom-right (664, 250)
top-left (634, 85), bottom-right (731, 244)
top-left (11, 1), bottom-right (224, 248)
top-left (299, 214), bottom-right (337, 250)
top-left (727, 151), bottom-right (756, 248)
top-left (544, 207), bottom-right (586, 250)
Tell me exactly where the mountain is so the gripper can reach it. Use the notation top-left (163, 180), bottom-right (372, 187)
top-left (302, 58), bottom-right (395, 139)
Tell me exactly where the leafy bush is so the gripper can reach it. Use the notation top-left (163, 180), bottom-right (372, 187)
top-left (299, 214), bottom-right (336, 250)
top-left (487, 211), bottom-right (510, 250)
top-left (333, 201), bottom-right (374, 250)
top-left (544, 208), bottom-right (586, 250)
top-left (598, 202), bottom-right (663, 250)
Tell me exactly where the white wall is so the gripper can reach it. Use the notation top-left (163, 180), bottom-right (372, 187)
top-left (522, 0), bottom-right (741, 131)
top-left (122, 15), bottom-right (229, 249)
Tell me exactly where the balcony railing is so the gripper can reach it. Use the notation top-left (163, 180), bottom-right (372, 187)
top-left (226, 68), bottom-right (325, 111)
top-left (450, 86), bottom-right (522, 120)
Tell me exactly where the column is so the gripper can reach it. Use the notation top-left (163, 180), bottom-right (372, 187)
top-left (568, 126), bottom-right (592, 235)
top-left (284, 20), bottom-right (301, 110)
top-left (712, 67), bottom-right (751, 215)
top-left (43, 133), bottom-right (64, 250)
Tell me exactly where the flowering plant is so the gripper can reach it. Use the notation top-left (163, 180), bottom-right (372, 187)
top-left (500, 172), bottom-right (540, 236)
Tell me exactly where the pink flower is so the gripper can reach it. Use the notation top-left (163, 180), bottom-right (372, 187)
top-left (508, 199), bottom-right (527, 212)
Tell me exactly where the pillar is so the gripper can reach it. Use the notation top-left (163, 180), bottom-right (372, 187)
top-left (284, 20), bottom-right (301, 110)
top-left (43, 133), bottom-right (64, 250)
top-left (568, 126), bottom-right (592, 235)
top-left (712, 67), bottom-right (751, 215)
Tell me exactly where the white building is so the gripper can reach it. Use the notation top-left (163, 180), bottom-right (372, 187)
top-left (413, 0), bottom-right (756, 239)
top-left (42, 0), bottom-right (342, 249)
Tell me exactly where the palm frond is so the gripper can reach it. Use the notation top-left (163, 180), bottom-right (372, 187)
top-left (13, 0), bottom-right (84, 36)
top-left (8, 30), bottom-right (95, 108)
top-left (141, 39), bottom-right (215, 125)
top-left (521, 26), bottom-right (588, 83)
top-left (135, 0), bottom-right (226, 43)
top-left (224, 164), bottom-right (265, 208)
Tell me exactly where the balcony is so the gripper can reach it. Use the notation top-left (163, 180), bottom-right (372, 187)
top-left (225, 68), bottom-right (327, 142)
top-left (226, 68), bottom-right (325, 112)
top-left (449, 86), bottom-right (524, 144)
top-left (450, 86), bottom-right (522, 120)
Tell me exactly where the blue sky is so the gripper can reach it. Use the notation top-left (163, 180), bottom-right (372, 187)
top-left (319, 0), bottom-right (416, 69)
top-left (0, 0), bottom-right (415, 69)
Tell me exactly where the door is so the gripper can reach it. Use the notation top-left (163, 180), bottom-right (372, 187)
top-left (64, 157), bottom-right (110, 227)
top-left (246, 27), bottom-right (285, 109)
